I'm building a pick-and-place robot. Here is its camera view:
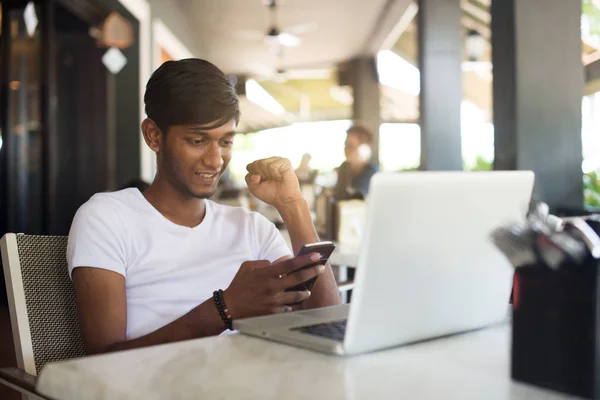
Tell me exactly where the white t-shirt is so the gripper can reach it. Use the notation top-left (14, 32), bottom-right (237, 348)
top-left (67, 188), bottom-right (291, 340)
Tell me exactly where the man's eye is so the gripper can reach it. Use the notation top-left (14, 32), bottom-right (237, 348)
top-left (221, 140), bottom-right (234, 147)
top-left (189, 139), bottom-right (206, 145)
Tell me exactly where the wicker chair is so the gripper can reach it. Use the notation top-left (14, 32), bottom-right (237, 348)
top-left (0, 234), bottom-right (86, 399)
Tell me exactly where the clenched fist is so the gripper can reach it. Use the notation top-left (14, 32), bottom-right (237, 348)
top-left (245, 157), bottom-right (304, 209)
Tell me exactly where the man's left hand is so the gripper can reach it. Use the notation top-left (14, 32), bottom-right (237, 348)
top-left (246, 157), bottom-right (304, 209)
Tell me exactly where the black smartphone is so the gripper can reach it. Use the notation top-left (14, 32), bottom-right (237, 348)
top-left (285, 241), bottom-right (336, 292)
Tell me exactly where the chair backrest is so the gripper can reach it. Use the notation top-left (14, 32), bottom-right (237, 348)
top-left (0, 234), bottom-right (85, 376)
top-left (315, 191), bottom-right (338, 240)
top-left (336, 200), bottom-right (367, 253)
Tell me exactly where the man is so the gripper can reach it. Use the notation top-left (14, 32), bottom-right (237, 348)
top-left (333, 125), bottom-right (379, 200)
top-left (68, 59), bottom-right (340, 355)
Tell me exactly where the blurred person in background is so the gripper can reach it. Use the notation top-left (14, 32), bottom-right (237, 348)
top-left (295, 153), bottom-right (318, 185)
top-left (334, 125), bottom-right (379, 200)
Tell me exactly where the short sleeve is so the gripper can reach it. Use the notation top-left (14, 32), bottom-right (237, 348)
top-left (67, 195), bottom-right (128, 278)
top-left (251, 212), bottom-right (292, 262)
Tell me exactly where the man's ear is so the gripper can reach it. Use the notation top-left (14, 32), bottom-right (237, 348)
top-left (141, 118), bottom-right (163, 153)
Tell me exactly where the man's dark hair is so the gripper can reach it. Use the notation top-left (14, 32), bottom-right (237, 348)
top-left (347, 124), bottom-right (374, 145)
top-left (144, 59), bottom-right (240, 133)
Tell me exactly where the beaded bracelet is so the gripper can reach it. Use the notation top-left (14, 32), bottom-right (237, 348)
top-left (213, 289), bottom-right (233, 330)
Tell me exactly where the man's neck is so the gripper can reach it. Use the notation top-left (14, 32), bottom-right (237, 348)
top-left (143, 173), bottom-right (207, 228)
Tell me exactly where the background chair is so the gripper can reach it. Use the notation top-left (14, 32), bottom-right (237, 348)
top-left (315, 193), bottom-right (367, 302)
top-left (0, 234), bottom-right (86, 399)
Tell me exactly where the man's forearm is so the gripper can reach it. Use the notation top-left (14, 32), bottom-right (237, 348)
top-left (277, 199), bottom-right (319, 255)
top-left (102, 299), bottom-right (225, 354)
top-left (277, 199), bottom-right (341, 309)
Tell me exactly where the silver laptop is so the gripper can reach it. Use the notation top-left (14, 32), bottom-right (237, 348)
top-left (234, 171), bottom-right (535, 356)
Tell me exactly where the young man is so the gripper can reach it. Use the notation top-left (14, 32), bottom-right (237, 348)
top-left (334, 125), bottom-right (379, 200)
top-left (68, 59), bottom-right (340, 354)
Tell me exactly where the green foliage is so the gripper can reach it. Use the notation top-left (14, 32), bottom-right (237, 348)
top-left (466, 156), bottom-right (493, 171)
top-left (396, 156), bottom-right (493, 172)
top-left (584, 171), bottom-right (600, 208)
top-left (583, 0), bottom-right (600, 38)
top-left (398, 166), bottom-right (420, 172)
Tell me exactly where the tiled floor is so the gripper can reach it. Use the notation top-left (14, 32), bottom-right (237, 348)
top-left (0, 306), bottom-right (21, 399)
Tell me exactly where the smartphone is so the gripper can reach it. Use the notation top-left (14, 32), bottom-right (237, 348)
top-left (285, 241), bottom-right (336, 292)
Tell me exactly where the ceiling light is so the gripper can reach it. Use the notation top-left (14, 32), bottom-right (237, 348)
top-left (465, 29), bottom-right (486, 62)
top-left (377, 50), bottom-right (420, 96)
top-left (329, 86), bottom-right (353, 105)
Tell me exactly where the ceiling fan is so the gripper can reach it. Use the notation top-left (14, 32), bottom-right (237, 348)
top-left (235, 0), bottom-right (316, 48)
top-left (264, 0), bottom-right (303, 47)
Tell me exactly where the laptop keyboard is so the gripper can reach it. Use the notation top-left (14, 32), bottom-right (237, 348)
top-left (292, 319), bottom-right (347, 341)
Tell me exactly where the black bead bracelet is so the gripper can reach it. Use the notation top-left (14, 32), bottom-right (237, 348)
top-left (213, 289), bottom-right (233, 330)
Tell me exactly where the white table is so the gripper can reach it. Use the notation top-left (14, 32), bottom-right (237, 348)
top-left (36, 325), bottom-right (578, 400)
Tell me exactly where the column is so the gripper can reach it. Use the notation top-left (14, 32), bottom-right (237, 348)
top-left (342, 57), bottom-right (381, 165)
top-left (492, 0), bottom-right (584, 209)
top-left (417, 0), bottom-right (463, 170)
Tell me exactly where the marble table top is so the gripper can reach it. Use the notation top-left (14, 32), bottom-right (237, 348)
top-left (36, 325), bottom-right (578, 400)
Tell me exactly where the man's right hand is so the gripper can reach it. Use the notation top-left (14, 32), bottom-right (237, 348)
top-left (223, 253), bottom-right (325, 319)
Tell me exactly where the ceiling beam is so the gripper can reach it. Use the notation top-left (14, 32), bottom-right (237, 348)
top-left (582, 35), bottom-right (600, 51)
top-left (460, 0), bottom-right (490, 24)
top-left (360, 0), bottom-right (415, 55)
top-left (584, 50), bottom-right (600, 66)
top-left (380, 3), bottom-right (419, 51)
top-left (586, 58), bottom-right (600, 83)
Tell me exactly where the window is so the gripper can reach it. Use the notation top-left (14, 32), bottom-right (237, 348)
top-left (461, 101), bottom-right (494, 170)
top-left (378, 123), bottom-right (420, 171)
top-left (229, 120), bottom-right (350, 184)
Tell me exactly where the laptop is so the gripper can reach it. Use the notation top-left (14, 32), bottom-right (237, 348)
top-left (234, 171), bottom-right (535, 356)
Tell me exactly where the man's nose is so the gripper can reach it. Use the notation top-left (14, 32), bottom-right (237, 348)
top-left (203, 142), bottom-right (224, 170)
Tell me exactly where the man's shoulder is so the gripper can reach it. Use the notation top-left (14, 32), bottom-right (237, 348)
top-left (337, 161), bottom-right (350, 171)
top-left (78, 188), bottom-right (141, 216)
top-left (363, 162), bottom-right (379, 176)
